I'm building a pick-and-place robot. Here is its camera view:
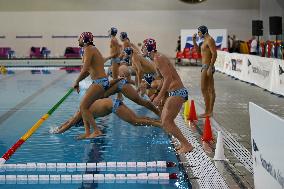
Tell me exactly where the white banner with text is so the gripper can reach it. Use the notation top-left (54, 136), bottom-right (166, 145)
top-left (249, 102), bottom-right (284, 189)
top-left (216, 51), bottom-right (284, 96)
top-left (181, 29), bottom-right (227, 50)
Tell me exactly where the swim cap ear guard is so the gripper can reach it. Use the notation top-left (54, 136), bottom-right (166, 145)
top-left (109, 27), bottom-right (118, 36)
top-left (80, 32), bottom-right (94, 44)
top-left (198, 25), bottom-right (208, 37)
top-left (143, 38), bottom-right (157, 53)
top-left (120, 32), bottom-right (128, 41)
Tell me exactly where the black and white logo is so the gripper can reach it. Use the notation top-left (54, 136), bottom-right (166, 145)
top-left (279, 65), bottom-right (284, 75)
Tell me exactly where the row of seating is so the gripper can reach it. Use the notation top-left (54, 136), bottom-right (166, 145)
top-left (176, 48), bottom-right (201, 60)
top-left (0, 47), bottom-right (82, 59)
top-left (0, 47), bottom-right (15, 59)
top-left (176, 41), bottom-right (283, 60)
top-left (64, 47), bottom-right (82, 58)
top-left (30, 47), bottom-right (83, 58)
top-left (30, 47), bottom-right (50, 58)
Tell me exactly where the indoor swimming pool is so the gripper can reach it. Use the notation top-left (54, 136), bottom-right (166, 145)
top-left (0, 69), bottom-right (191, 189)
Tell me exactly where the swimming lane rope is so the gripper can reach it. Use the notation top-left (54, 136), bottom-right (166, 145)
top-left (0, 88), bottom-right (74, 165)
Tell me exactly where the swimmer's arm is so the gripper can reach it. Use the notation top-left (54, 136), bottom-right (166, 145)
top-left (75, 49), bottom-right (91, 83)
top-left (131, 43), bottom-right (141, 54)
top-left (208, 38), bottom-right (217, 66)
top-left (157, 78), bottom-right (163, 91)
top-left (155, 69), bottom-right (163, 80)
top-left (193, 35), bottom-right (201, 53)
top-left (135, 61), bottom-right (144, 87)
top-left (118, 50), bottom-right (125, 59)
top-left (56, 111), bottom-right (82, 133)
top-left (107, 39), bottom-right (120, 59)
top-left (75, 71), bottom-right (89, 84)
top-left (155, 59), bottom-right (172, 98)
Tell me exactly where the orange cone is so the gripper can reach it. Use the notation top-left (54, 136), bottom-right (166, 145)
top-left (201, 116), bottom-right (214, 142)
top-left (188, 100), bottom-right (198, 123)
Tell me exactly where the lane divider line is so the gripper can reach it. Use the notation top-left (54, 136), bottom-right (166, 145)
top-left (0, 88), bottom-right (74, 164)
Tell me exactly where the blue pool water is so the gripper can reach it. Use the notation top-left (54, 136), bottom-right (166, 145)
top-left (0, 69), bottom-right (191, 189)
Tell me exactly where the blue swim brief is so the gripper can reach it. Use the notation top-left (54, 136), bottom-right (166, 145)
top-left (111, 57), bottom-right (121, 65)
top-left (92, 77), bottom-right (110, 91)
top-left (201, 64), bottom-right (215, 73)
top-left (168, 87), bottom-right (188, 101)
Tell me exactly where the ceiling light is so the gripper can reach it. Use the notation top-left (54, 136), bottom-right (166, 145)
top-left (179, 0), bottom-right (206, 4)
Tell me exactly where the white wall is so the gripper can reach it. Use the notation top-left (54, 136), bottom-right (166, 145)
top-left (0, 10), bottom-right (259, 58)
top-left (260, 0), bottom-right (284, 40)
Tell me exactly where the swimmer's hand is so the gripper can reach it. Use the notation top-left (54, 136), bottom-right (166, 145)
top-left (136, 84), bottom-right (142, 93)
top-left (207, 66), bottom-right (213, 77)
top-left (73, 82), bottom-right (80, 93)
top-left (49, 127), bottom-right (60, 134)
top-left (153, 95), bottom-right (163, 107)
top-left (193, 33), bottom-right (197, 40)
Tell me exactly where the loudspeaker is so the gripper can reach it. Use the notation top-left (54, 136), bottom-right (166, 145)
top-left (269, 16), bottom-right (282, 35)
top-left (252, 20), bottom-right (263, 36)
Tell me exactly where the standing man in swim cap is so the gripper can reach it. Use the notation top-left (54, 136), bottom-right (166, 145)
top-left (143, 38), bottom-right (194, 154)
top-left (73, 32), bottom-right (109, 139)
top-left (106, 27), bottom-right (121, 79)
top-left (193, 26), bottom-right (217, 118)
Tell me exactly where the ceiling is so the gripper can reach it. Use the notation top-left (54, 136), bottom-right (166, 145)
top-left (0, 0), bottom-right (259, 11)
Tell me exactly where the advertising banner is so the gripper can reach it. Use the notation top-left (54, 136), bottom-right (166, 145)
top-left (181, 29), bottom-right (227, 50)
top-left (244, 55), bottom-right (275, 91)
top-left (249, 102), bottom-right (284, 189)
top-left (215, 51), bottom-right (227, 72)
top-left (272, 59), bottom-right (284, 96)
top-left (223, 53), bottom-right (247, 80)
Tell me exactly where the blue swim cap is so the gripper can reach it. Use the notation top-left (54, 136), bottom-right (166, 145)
top-left (110, 27), bottom-right (118, 36)
top-left (198, 25), bottom-right (208, 36)
top-left (124, 47), bottom-right (133, 56)
top-left (120, 32), bottom-right (128, 41)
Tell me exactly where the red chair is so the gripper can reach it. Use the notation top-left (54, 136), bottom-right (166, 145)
top-left (30, 47), bottom-right (42, 58)
top-left (183, 48), bottom-right (190, 53)
top-left (0, 47), bottom-right (11, 58)
top-left (183, 48), bottom-right (191, 59)
top-left (184, 51), bottom-right (192, 59)
top-left (192, 51), bottom-right (202, 63)
top-left (64, 47), bottom-right (81, 58)
top-left (176, 51), bottom-right (184, 59)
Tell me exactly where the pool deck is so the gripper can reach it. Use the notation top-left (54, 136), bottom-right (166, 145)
top-left (176, 65), bottom-right (284, 189)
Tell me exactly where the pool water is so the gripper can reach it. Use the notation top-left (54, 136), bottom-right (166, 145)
top-left (0, 69), bottom-right (191, 189)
